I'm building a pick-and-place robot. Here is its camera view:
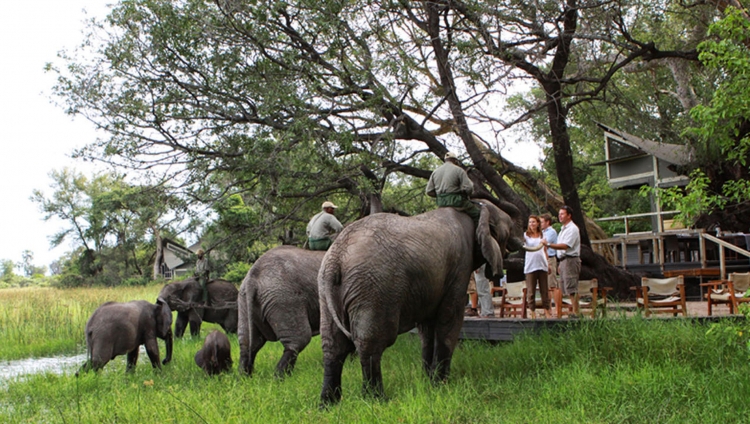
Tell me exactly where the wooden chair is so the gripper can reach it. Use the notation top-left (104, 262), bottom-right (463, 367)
top-left (555, 279), bottom-right (611, 318)
top-left (494, 281), bottom-right (527, 318)
top-left (632, 276), bottom-right (687, 317)
top-left (700, 272), bottom-right (750, 316)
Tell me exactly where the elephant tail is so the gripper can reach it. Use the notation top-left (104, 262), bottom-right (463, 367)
top-left (319, 258), bottom-right (352, 340)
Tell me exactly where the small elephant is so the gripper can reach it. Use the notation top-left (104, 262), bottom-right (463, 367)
top-left (158, 278), bottom-right (239, 337)
top-left (318, 202), bottom-right (530, 405)
top-left (237, 245), bottom-right (325, 378)
top-left (195, 330), bottom-right (232, 375)
top-left (77, 298), bottom-right (173, 374)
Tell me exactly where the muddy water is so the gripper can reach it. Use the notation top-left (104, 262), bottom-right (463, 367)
top-left (0, 353), bottom-right (87, 385)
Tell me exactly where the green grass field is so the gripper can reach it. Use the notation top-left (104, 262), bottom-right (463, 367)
top-left (2, 286), bottom-right (749, 423)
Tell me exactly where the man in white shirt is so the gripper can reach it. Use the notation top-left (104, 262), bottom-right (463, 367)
top-left (543, 206), bottom-right (581, 316)
top-left (307, 201), bottom-right (344, 251)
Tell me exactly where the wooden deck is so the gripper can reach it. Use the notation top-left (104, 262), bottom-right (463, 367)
top-left (459, 301), bottom-right (743, 342)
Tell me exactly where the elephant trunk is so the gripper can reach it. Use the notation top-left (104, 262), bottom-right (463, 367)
top-left (162, 328), bottom-right (173, 365)
top-left (521, 243), bottom-right (544, 252)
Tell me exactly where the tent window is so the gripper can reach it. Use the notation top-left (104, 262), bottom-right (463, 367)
top-left (608, 137), bottom-right (642, 160)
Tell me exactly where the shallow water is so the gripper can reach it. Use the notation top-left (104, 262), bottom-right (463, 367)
top-left (0, 353), bottom-right (87, 385)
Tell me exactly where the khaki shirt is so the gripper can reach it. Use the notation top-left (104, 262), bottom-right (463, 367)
top-left (307, 211), bottom-right (343, 239)
top-left (195, 257), bottom-right (209, 276)
top-left (425, 162), bottom-right (474, 197)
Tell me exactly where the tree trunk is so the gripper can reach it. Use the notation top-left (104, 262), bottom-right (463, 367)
top-left (153, 227), bottom-right (163, 281)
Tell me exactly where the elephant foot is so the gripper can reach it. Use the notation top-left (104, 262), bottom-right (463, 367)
top-left (319, 388), bottom-right (342, 409)
top-left (361, 384), bottom-right (388, 401)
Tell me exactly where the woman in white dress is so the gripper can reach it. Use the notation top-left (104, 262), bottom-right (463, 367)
top-left (524, 215), bottom-right (551, 318)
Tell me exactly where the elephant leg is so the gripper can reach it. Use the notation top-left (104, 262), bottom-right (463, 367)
top-left (223, 313), bottom-right (238, 334)
top-left (430, 317), bottom-right (463, 384)
top-left (276, 328), bottom-right (312, 378)
top-left (320, 324), bottom-right (355, 407)
top-left (240, 324), bottom-right (267, 376)
top-left (417, 321), bottom-right (437, 378)
top-left (174, 312), bottom-right (189, 338)
top-left (126, 348), bottom-right (139, 372)
top-left (276, 349), bottom-right (299, 378)
top-left (188, 309), bottom-right (203, 337)
top-left (359, 350), bottom-right (386, 400)
top-left (144, 338), bottom-right (162, 370)
top-left (320, 350), bottom-right (349, 407)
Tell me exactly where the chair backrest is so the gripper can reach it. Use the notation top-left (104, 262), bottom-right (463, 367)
top-left (504, 281), bottom-right (526, 298)
top-left (578, 278), bottom-right (598, 294)
top-left (641, 276), bottom-right (683, 296)
top-left (729, 272), bottom-right (750, 292)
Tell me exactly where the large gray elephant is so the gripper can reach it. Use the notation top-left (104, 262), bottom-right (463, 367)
top-left (158, 278), bottom-right (239, 337)
top-left (237, 245), bottom-right (325, 378)
top-left (77, 298), bottom-right (173, 374)
top-left (318, 202), bottom-right (528, 405)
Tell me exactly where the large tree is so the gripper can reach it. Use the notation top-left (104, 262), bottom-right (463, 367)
top-left (50, 0), bottom-right (724, 294)
top-left (32, 168), bottom-right (187, 284)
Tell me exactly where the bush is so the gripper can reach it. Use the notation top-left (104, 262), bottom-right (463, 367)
top-left (222, 261), bottom-right (251, 283)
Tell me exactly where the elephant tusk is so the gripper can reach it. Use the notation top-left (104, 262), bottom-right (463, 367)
top-left (522, 244), bottom-right (544, 252)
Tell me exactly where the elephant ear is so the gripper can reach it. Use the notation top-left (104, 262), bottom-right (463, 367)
top-left (155, 298), bottom-right (172, 337)
top-left (476, 203), bottom-right (504, 278)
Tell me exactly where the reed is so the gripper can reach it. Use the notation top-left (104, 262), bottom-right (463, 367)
top-left (0, 285), bottom-right (162, 359)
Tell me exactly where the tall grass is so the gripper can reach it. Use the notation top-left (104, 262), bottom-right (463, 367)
top-left (0, 285), bottom-right (162, 359)
top-left (2, 287), bottom-right (750, 422)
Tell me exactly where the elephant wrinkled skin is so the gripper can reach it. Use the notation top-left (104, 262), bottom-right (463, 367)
top-left (77, 299), bottom-right (173, 374)
top-left (158, 278), bottom-right (239, 337)
top-left (318, 202), bottom-right (523, 405)
top-left (238, 245), bottom-right (325, 378)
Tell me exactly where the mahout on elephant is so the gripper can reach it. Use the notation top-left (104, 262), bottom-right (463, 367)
top-left (318, 201), bottom-right (534, 405)
top-left (195, 330), bottom-right (232, 375)
top-left (237, 245), bottom-right (325, 378)
top-left (77, 298), bottom-right (173, 375)
top-left (157, 277), bottom-right (239, 337)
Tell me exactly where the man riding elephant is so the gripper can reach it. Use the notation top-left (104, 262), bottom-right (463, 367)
top-left (306, 201), bottom-right (343, 251)
top-left (426, 151), bottom-right (480, 224)
top-left (194, 249), bottom-right (210, 305)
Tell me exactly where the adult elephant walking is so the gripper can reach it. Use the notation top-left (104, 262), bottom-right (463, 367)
top-left (237, 245), bottom-right (325, 378)
top-left (158, 278), bottom-right (239, 337)
top-left (318, 202), bottom-right (530, 405)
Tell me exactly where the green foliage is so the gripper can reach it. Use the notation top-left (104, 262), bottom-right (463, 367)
top-left (32, 168), bottom-right (188, 286)
top-left (640, 170), bottom-right (716, 226)
top-left (222, 262), bottom-right (251, 284)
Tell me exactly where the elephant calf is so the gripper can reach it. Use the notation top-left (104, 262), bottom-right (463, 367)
top-left (195, 330), bottom-right (232, 375)
top-left (238, 245), bottom-right (325, 378)
top-left (77, 299), bottom-right (173, 375)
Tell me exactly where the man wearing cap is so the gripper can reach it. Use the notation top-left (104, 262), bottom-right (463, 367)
top-left (307, 201), bottom-right (344, 251)
top-left (543, 206), bottom-right (581, 316)
top-left (194, 249), bottom-right (210, 305)
top-left (426, 152), bottom-right (480, 222)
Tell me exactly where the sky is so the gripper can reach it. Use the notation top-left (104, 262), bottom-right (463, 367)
top-left (1, 1), bottom-right (109, 271)
top-left (0, 1), bottom-right (544, 274)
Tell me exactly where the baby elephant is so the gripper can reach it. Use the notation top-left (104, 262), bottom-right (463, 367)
top-left (77, 298), bottom-right (173, 375)
top-left (195, 330), bottom-right (232, 375)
